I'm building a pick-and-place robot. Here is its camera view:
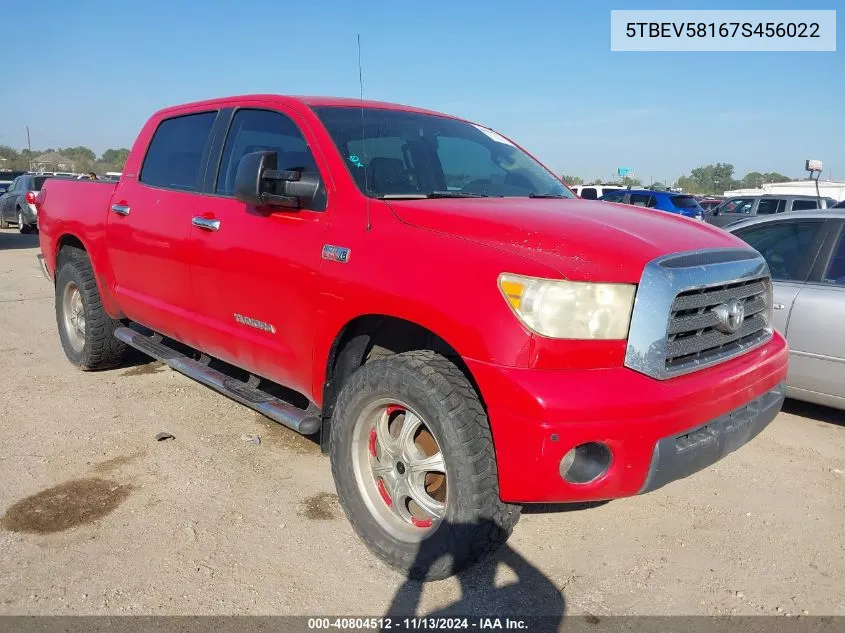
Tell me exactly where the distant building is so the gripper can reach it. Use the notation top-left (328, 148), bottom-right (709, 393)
top-left (31, 152), bottom-right (75, 172)
top-left (723, 179), bottom-right (845, 201)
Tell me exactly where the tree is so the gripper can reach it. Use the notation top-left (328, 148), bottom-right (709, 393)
top-left (560, 174), bottom-right (584, 186)
top-left (689, 163), bottom-right (736, 195)
top-left (59, 146), bottom-right (97, 163)
top-left (101, 148), bottom-right (130, 168)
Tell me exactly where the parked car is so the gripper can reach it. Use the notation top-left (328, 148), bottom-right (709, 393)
top-left (697, 198), bottom-right (723, 212)
top-left (833, 199), bottom-right (845, 209)
top-left (727, 211), bottom-right (845, 410)
top-left (600, 188), bottom-right (705, 220)
top-left (707, 194), bottom-right (837, 228)
top-left (0, 173), bottom-right (54, 233)
top-left (569, 184), bottom-right (623, 199)
top-left (36, 94), bottom-right (787, 579)
top-left (0, 170), bottom-right (27, 197)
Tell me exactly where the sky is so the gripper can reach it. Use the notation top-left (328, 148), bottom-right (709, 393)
top-left (1, 0), bottom-right (842, 183)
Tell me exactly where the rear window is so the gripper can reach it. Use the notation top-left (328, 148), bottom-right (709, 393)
top-left (140, 111), bottom-right (217, 191)
top-left (670, 195), bottom-right (701, 209)
top-left (580, 187), bottom-right (598, 200)
top-left (791, 199), bottom-right (819, 211)
top-left (31, 176), bottom-right (51, 191)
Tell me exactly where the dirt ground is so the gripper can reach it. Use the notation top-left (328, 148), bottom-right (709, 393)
top-left (1, 228), bottom-right (843, 619)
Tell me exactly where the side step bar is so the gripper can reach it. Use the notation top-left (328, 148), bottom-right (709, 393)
top-left (114, 326), bottom-right (321, 435)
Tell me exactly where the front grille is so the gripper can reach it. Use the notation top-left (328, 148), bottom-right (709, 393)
top-left (664, 277), bottom-right (771, 373)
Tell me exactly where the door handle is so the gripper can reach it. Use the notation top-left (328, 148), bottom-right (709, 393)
top-left (773, 303), bottom-right (785, 310)
top-left (192, 216), bottom-right (221, 231)
top-left (110, 204), bottom-right (130, 216)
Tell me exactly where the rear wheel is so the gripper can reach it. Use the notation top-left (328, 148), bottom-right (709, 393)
top-left (18, 210), bottom-right (32, 234)
top-left (55, 247), bottom-right (127, 370)
top-left (330, 350), bottom-right (520, 580)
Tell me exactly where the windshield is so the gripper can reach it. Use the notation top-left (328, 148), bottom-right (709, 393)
top-left (312, 106), bottom-right (571, 199)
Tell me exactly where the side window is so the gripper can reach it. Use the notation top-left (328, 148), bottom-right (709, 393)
top-left (756, 199), bottom-right (783, 215)
top-left (580, 187), bottom-right (597, 200)
top-left (629, 193), bottom-right (651, 207)
top-left (216, 109), bottom-right (324, 209)
top-left (647, 196), bottom-right (658, 208)
top-left (722, 198), bottom-right (754, 214)
top-left (140, 112), bottom-right (217, 192)
top-left (735, 221), bottom-right (823, 282)
top-left (824, 233), bottom-right (845, 285)
top-left (602, 191), bottom-right (625, 203)
top-left (790, 199), bottom-right (818, 211)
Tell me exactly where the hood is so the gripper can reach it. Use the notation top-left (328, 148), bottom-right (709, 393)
top-left (385, 198), bottom-right (745, 283)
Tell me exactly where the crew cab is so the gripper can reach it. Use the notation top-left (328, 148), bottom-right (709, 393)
top-left (36, 95), bottom-right (788, 580)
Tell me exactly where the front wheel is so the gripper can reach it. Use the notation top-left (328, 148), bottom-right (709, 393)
top-left (330, 350), bottom-right (520, 580)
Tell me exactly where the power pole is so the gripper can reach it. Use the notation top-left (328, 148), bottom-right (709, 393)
top-left (26, 126), bottom-right (32, 171)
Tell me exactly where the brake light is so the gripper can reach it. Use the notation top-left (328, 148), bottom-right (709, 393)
top-left (25, 191), bottom-right (36, 205)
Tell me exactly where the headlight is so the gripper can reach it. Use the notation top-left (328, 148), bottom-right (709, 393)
top-left (498, 273), bottom-right (636, 339)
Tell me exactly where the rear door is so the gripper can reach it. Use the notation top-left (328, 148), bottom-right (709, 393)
top-left (784, 220), bottom-right (845, 405)
top-left (186, 106), bottom-right (332, 396)
top-left (752, 198), bottom-right (783, 217)
top-left (106, 110), bottom-right (219, 337)
top-left (1, 177), bottom-right (20, 222)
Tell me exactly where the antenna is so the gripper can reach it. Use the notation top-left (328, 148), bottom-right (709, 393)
top-left (358, 34), bottom-right (372, 231)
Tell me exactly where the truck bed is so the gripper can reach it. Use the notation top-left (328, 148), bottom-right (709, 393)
top-left (37, 178), bottom-right (119, 280)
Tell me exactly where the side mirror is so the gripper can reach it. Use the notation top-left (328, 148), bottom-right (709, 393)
top-left (234, 151), bottom-right (321, 210)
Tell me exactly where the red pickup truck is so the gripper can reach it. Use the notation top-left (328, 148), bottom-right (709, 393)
top-left (36, 95), bottom-right (787, 580)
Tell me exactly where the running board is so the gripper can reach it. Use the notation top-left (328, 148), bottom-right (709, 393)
top-left (114, 326), bottom-right (321, 435)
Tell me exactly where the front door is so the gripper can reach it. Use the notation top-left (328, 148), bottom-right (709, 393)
top-left (710, 198), bottom-right (756, 228)
top-left (105, 110), bottom-right (219, 338)
top-left (187, 107), bottom-right (332, 396)
top-left (785, 222), bottom-right (845, 402)
top-left (732, 217), bottom-right (830, 391)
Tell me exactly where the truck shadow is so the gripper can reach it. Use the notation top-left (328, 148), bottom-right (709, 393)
top-left (385, 519), bottom-right (565, 626)
top-left (783, 398), bottom-right (845, 427)
top-left (0, 229), bottom-right (40, 250)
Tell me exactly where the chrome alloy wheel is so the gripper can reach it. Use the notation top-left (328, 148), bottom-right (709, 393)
top-left (351, 399), bottom-right (447, 542)
top-left (61, 282), bottom-right (86, 353)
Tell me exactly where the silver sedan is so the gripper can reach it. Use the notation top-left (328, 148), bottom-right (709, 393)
top-left (728, 210), bottom-right (845, 410)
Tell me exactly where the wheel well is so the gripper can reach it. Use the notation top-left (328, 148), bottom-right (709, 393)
top-left (320, 315), bottom-right (482, 452)
top-left (56, 235), bottom-right (87, 267)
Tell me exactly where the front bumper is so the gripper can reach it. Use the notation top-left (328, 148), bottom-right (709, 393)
top-left (466, 332), bottom-right (788, 503)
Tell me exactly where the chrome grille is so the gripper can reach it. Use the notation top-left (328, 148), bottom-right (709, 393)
top-left (624, 248), bottom-right (773, 380)
top-left (665, 278), bottom-right (771, 373)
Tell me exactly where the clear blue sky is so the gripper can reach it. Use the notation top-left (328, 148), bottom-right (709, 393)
top-left (1, 0), bottom-right (842, 183)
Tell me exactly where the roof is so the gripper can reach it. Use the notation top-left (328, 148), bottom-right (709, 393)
top-left (725, 209), bottom-right (845, 231)
top-left (152, 94), bottom-right (462, 122)
top-left (724, 193), bottom-right (835, 200)
top-left (32, 151), bottom-right (74, 164)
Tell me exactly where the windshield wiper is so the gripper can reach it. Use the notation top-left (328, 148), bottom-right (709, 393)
top-left (378, 191), bottom-right (493, 200)
top-left (427, 191), bottom-right (491, 198)
top-left (528, 193), bottom-right (567, 198)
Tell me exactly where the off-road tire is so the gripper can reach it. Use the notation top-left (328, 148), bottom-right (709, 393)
top-left (330, 350), bottom-right (521, 580)
top-left (55, 247), bottom-right (127, 370)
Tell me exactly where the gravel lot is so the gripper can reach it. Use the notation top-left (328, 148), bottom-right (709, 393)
top-left (1, 228), bottom-right (844, 619)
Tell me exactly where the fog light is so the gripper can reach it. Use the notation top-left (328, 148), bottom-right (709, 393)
top-left (559, 442), bottom-right (612, 484)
